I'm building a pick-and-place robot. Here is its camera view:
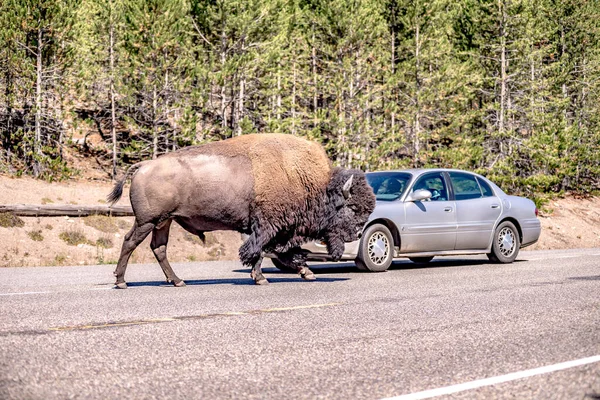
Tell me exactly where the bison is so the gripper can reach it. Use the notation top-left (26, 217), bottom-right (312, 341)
top-left (108, 133), bottom-right (375, 288)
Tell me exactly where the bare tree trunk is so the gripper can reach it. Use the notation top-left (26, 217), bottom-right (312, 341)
top-left (276, 63), bottom-right (281, 120)
top-left (498, 0), bottom-right (507, 136)
top-left (34, 27), bottom-right (43, 177)
top-left (292, 59), bottom-right (296, 135)
top-left (312, 25), bottom-right (317, 126)
top-left (164, 68), bottom-right (169, 151)
top-left (152, 84), bottom-right (158, 159)
top-left (237, 73), bottom-right (244, 136)
top-left (560, 24), bottom-right (569, 124)
top-left (391, 30), bottom-right (395, 135)
top-left (109, 14), bottom-right (118, 180)
top-left (413, 22), bottom-right (421, 166)
top-left (220, 20), bottom-right (227, 130)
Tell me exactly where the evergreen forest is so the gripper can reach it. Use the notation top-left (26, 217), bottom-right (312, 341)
top-left (1, 0), bottom-right (599, 199)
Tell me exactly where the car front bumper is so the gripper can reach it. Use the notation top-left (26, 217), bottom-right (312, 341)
top-left (265, 240), bottom-right (360, 262)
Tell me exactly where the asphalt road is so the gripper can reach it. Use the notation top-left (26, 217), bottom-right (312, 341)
top-left (1, 248), bottom-right (599, 400)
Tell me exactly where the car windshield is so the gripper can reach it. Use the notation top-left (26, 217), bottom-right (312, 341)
top-left (366, 172), bottom-right (411, 201)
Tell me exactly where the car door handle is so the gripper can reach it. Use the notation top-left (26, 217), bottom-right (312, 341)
top-left (444, 207), bottom-right (453, 212)
top-left (491, 204), bottom-right (500, 209)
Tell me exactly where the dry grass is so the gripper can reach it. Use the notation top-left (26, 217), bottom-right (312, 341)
top-left (0, 213), bottom-right (25, 228)
top-left (27, 230), bottom-right (44, 242)
top-left (184, 232), bottom-right (219, 247)
top-left (117, 220), bottom-right (131, 230)
top-left (95, 236), bottom-right (114, 249)
top-left (59, 229), bottom-right (89, 246)
top-left (83, 215), bottom-right (119, 233)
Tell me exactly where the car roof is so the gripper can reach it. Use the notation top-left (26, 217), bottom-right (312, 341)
top-left (367, 168), bottom-right (484, 177)
top-left (366, 168), bottom-right (507, 196)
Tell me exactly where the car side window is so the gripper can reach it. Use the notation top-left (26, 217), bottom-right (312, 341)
top-left (477, 177), bottom-right (495, 197)
top-left (449, 172), bottom-right (482, 201)
top-left (412, 173), bottom-right (448, 201)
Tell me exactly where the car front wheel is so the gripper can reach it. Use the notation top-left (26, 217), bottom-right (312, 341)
top-left (355, 224), bottom-right (394, 272)
top-left (487, 221), bottom-right (520, 263)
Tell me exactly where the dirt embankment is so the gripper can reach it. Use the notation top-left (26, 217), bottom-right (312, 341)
top-left (0, 175), bottom-right (598, 267)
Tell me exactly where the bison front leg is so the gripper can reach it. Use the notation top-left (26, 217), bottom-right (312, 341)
top-left (278, 249), bottom-right (315, 281)
top-left (240, 233), bottom-right (269, 285)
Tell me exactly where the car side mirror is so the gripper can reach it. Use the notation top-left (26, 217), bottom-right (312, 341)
top-left (407, 189), bottom-right (432, 202)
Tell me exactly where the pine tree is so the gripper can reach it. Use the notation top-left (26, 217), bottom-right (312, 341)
top-left (0, 0), bottom-right (78, 178)
top-left (121, 0), bottom-right (193, 160)
top-left (72, 0), bottom-right (127, 179)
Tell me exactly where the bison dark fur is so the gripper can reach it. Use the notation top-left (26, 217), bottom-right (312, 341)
top-left (108, 133), bottom-right (375, 287)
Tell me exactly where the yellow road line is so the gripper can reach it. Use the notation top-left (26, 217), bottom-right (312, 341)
top-left (48, 302), bottom-right (341, 332)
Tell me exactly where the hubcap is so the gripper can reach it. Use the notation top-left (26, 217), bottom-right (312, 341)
top-left (368, 232), bottom-right (389, 265)
top-left (498, 227), bottom-right (516, 257)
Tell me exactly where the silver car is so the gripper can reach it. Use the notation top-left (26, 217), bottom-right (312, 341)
top-left (269, 168), bottom-right (541, 272)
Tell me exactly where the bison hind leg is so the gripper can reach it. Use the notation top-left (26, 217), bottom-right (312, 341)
top-left (114, 221), bottom-right (155, 288)
top-left (151, 219), bottom-right (185, 287)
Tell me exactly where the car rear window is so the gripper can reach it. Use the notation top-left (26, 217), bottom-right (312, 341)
top-left (366, 172), bottom-right (411, 201)
top-left (477, 177), bottom-right (495, 197)
top-left (449, 172), bottom-right (482, 201)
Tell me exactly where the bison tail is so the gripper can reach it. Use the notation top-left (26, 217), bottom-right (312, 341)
top-left (106, 162), bottom-right (147, 205)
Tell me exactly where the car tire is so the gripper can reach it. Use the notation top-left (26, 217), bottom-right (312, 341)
top-left (270, 258), bottom-right (296, 273)
top-left (409, 256), bottom-right (434, 264)
top-left (355, 224), bottom-right (394, 272)
top-left (487, 221), bottom-right (520, 263)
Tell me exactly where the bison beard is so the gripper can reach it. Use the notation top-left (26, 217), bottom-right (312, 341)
top-left (108, 134), bottom-right (375, 287)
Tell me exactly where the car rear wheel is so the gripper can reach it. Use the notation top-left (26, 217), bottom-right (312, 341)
top-left (355, 224), bottom-right (394, 272)
top-left (487, 221), bottom-right (520, 263)
top-left (409, 256), bottom-right (434, 264)
top-left (270, 258), bottom-right (296, 273)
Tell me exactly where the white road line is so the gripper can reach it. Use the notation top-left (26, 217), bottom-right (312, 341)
top-left (382, 355), bottom-right (600, 400)
top-left (0, 287), bottom-right (113, 296)
top-left (526, 252), bottom-right (600, 261)
top-left (0, 290), bottom-right (54, 296)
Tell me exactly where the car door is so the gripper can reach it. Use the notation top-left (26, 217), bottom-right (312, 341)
top-left (449, 172), bottom-right (502, 250)
top-left (401, 172), bottom-right (457, 252)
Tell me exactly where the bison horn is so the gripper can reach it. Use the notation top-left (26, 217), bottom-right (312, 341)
top-left (343, 175), bottom-right (353, 199)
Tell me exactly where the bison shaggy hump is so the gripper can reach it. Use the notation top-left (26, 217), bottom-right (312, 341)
top-left (174, 133), bottom-right (333, 224)
top-left (109, 133), bottom-right (375, 287)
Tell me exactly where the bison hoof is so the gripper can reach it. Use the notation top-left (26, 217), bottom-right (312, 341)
top-left (114, 282), bottom-right (128, 289)
top-left (251, 271), bottom-right (269, 285)
top-left (299, 268), bottom-right (316, 281)
top-left (174, 280), bottom-right (186, 287)
top-left (255, 277), bottom-right (269, 285)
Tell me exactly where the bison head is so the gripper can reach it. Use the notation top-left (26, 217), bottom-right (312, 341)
top-left (323, 168), bottom-right (376, 261)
